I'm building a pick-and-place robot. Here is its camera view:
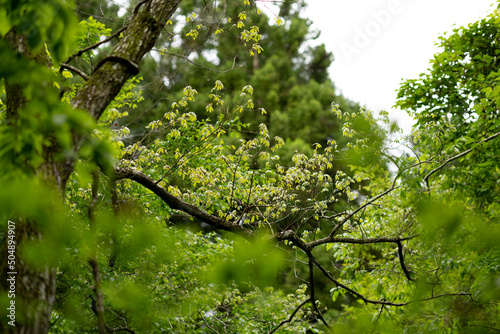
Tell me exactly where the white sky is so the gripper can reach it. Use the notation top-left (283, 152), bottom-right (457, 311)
top-left (299, 0), bottom-right (497, 133)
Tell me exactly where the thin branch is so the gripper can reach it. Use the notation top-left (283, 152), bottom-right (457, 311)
top-left (307, 254), bottom-right (330, 329)
top-left (424, 131), bottom-right (500, 186)
top-left (105, 325), bottom-right (136, 334)
top-left (307, 234), bottom-right (418, 250)
top-left (312, 257), bottom-right (405, 306)
top-left (154, 126), bottom-right (224, 184)
top-left (198, 310), bottom-right (220, 334)
top-left (268, 299), bottom-right (310, 334)
top-left (313, 256), bottom-right (470, 306)
top-left (156, 50), bottom-right (239, 73)
top-left (115, 167), bottom-right (253, 236)
top-left (396, 240), bottom-right (414, 281)
top-left (325, 186), bottom-right (398, 239)
top-left (60, 64), bottom-right (90, 81)
top-left (87, 171), bottom-right (106, 334)
top-left (392, 158), bottom-right (434, 188)
top-left (468, 325), bottom-right (500, 332)
top-left (63, 26), bottom-right (128, 65)
top-left (415, 292), bottom-right (472, 303)
top-left (104, 310), bottom-right (136, 333)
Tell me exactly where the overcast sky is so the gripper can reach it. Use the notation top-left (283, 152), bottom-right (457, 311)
top-left (296, 0), bottom-right (497, 133)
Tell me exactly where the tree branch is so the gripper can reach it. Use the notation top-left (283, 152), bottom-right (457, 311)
top-left (312, 256), bottom-right (470, 306)
top-left (307, 235), bottom-right (417, 249)
top-left (268, 298), bottom-right (310, 334)
top-left (328, 186), bottom-right (398, 238)
top-left (71, 0), bottom-right (182, 121)
top-left (59, 64), bottom-right (90, 81)
top-left (424, 131), bottom-right (500, 186)
top-left (87, 171), bottom-right (106, 334)
top-left (63, 26), bottom-right (128, 66)
top-left (307, 254), bottom-right (330, 329)
top-left (396, 240), bottom-right (414, 281)
top-left (115, 167), bottom-right (253, 236)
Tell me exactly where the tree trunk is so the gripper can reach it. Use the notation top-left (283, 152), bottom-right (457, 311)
top-left (0, 1), bottom-right (182, 332)
top-left (0, 219), bottom-right (57, 334)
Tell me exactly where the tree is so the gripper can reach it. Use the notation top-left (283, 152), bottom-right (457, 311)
top-left (0, 0), bottom-right (183, 332)
top-left (1, 0), bottom-right (499, 333)
top-left (392, 8), bottom-right (500, 332)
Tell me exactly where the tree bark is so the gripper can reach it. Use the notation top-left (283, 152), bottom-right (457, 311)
top-left (0, 1), bottom-right (182, 332)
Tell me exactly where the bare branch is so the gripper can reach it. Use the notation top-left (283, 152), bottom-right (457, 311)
top-left (268, 299), bottom-right (310, 334)
top-left (63, 26), bottom-right (128, 65)
top-left (327, 186), bottom-right (398, 238)
top-left (424, 131), bottom-right (500, 186)
top-left (307, 254), bottom-right (330, 329)
top-left (307, 235), bottom-right (417, 249)
top-left (156, 50), bottom-right (239, 73)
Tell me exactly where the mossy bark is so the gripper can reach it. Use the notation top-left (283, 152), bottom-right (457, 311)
top-left (0, 1), bottom-right (182, 333)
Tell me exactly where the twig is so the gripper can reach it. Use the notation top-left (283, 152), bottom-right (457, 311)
top-left (87, 171), bottom-right (106, 334)
top-left (63, 26), bottom-right (128, 65)
top-left (156, 51), bottom-right (239, 73)
top-left (307, 254), bottom-right (330, 329)
top-left (198, 310), bottom-right (220, 334)
top-left (327, 186), bottom-right (398, 238)
top-left (105, 310), bottom-right (136, 333)
top-left (60, 63), bottom-right (90, 81)
top-left (268, 299), bottom-right (310, 334)
top-left (105, 325), bottom-right (136, 333)
top-left (424, 131), bottom-right (500, 186)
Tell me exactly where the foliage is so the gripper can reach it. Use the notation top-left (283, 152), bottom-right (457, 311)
top-left (0, 0), bottom-right (499, 333)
